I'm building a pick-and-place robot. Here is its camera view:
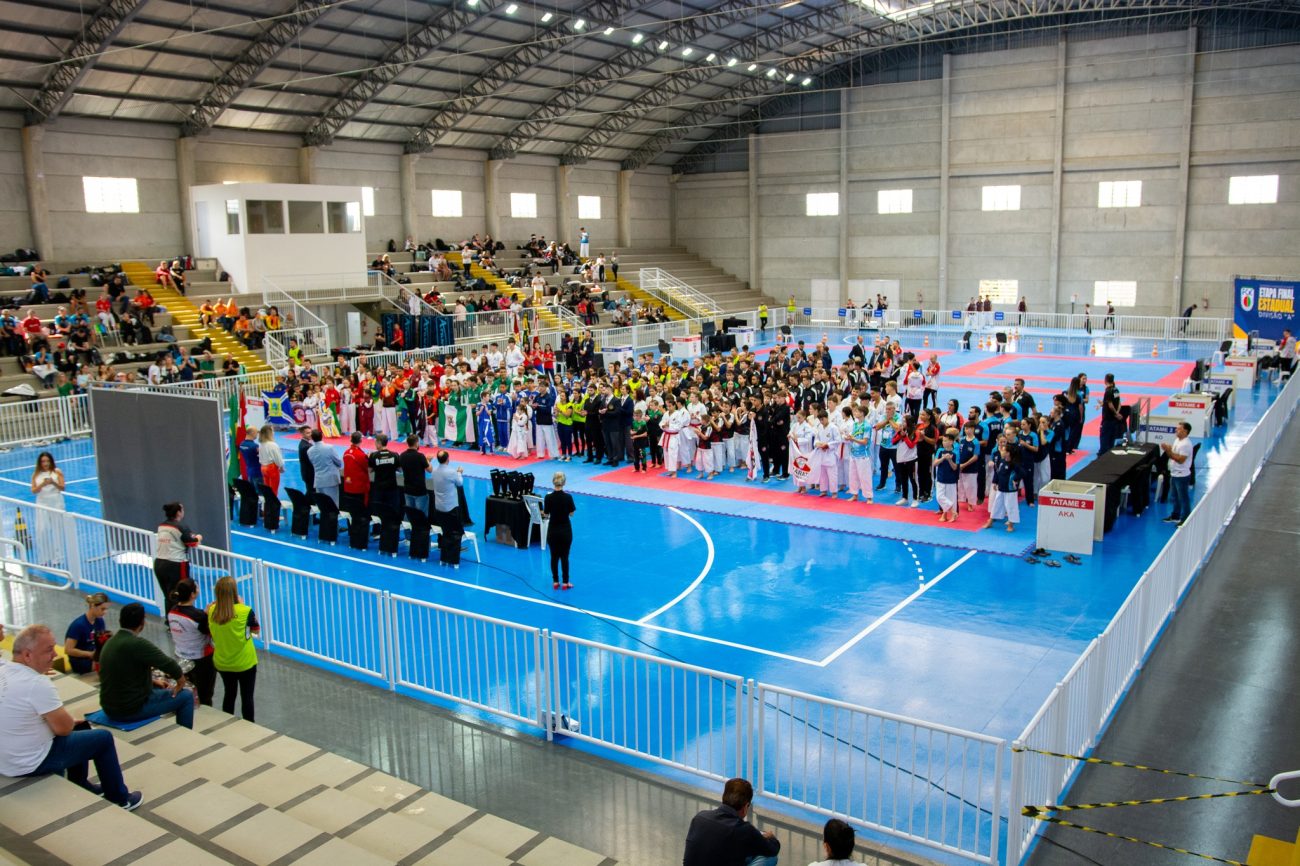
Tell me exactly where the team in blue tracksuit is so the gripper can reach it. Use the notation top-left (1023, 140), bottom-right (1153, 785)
top-left (476, 402), bottom-right (496, 454)
top-left (491, 387), bottom-right (513, 450)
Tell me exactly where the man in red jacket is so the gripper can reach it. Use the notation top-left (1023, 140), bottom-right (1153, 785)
top-left (341, 432), bottom-right (371, 517)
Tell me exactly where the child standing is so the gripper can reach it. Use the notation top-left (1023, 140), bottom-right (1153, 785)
top-left (694, 415), bottom-right (714, 478)
top-left (984, 442), bottom-right (1022, 532)
top-left (957, 424), bottom-right (980, 512)
top-left (845, 405), bottom-right (874, 503)
top-left (475, 399), bottom-right (495, 455)
top-left (630, 409), bottom-right (649, 472)
top-left (508, 401), bottom-right (532, 459)
top-left (934, 430), bottom-right (961, 522)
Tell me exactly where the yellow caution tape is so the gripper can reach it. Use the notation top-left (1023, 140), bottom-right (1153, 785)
top-left (1026, 787), bottom-right (1276, 814)
top-left (1011, 745), bottom-right (1270, 788)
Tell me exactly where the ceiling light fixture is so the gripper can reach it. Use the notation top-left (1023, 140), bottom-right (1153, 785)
top-left (766, 68), bottom-right (776, 77)
top-left (505, 3), bottom-right (518, 13)
top-left (658, 40), bottom-right (669, 50)
top-left (785, 73), bottom-right (794, 81)
top-left (727, 57), bottom-right (738, 67)
top-left (466, 0), bottom-right (479, 6)
top-left (681, 47), bottom-right (693, 57)
top-left (631, 32), bottom-right (644, 44)
top-left (573, 18), bottom-right (586, 29)
top-left (779, 0), bottom-right (801, 7)
top-left (540, 11), bottom-right (552, 21)
top-left (747, 63), bottom-right (758, 71)
top-left (604, 26), bottom-right (614, 35)
top-left (705, 53), bottom-right (716, 62)
top-left (801, 77), bottom-right (812, 86)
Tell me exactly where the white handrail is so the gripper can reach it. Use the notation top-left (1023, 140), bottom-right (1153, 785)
top-left (637, 268), bottom-right (723, 318)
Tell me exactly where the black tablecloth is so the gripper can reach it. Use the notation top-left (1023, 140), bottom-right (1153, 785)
top-left (1070, 443), bottom-right (1160, 531)
top-left (484, 496), bottom-right (535, 549)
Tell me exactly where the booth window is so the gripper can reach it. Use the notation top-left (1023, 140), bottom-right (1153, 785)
top-left (327, 201), bottom-right (362, 233)
top-left (288, 201), bottom-right (324, 234)
top-left (246, 200), bottom-right (285, 234)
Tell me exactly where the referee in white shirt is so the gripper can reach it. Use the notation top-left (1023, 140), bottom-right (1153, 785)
top-left (1161, 422), bottom-right (1195, 526)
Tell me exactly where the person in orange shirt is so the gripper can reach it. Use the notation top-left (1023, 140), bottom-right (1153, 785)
top-left (265, 307), bottom-right (282, 330)
top-left (198, 300), bottom-right (216, 328)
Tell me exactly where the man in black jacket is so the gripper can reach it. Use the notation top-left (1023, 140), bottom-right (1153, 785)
top-left (297, 426), bottom-right (315, 498)
top-left (682, 778), bottom-right (779, 866)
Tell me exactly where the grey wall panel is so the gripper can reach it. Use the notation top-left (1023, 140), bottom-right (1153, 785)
top-left (90, 389), bottom-right (231, 552)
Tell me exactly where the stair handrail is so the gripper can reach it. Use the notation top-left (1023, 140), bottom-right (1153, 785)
top-left (376, 272), bottom-right (440, 317)
top-left (636, 268), bottom-right (722, 318)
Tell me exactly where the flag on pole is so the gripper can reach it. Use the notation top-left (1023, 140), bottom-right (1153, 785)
top-left (226, 391), bottom-right (246, 483)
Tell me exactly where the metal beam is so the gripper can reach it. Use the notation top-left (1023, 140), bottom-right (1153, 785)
top-left (404, 0), bottom-right (646, 153)
top-left (485, 0), bottom-right (873, 161)
top-left (181, 0), bottom-right (335, 137)
top-left (303, 3), bottom-right (488, 147)
top-left (24, 0), bottom-right (148, 124)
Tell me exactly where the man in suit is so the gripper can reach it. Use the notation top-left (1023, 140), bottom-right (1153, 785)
top-left (583, 386), bottom-right (605, 464)
top-left (307, 430), bottom-right (343, 505)
top-left (601, 386), bottom-right (624, 466)
top-left (297, 425), bottom-right (315, 498)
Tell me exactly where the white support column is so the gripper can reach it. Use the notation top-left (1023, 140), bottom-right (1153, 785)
top-left (1048, 38), bottom-right (1067, 313)
top-left (668, 174), bottom-right (679, 247)
top-left (400, 152), bottom-right (419, 242)
top-left (20, 125), bottom-right (53, 259)
top-left (937, 55), bottom-right (952, 310)
top-left (176, 136), bottom-right (197, 254)
top-left (839, 89), bottom-right (850, 302)
top-left (748, 134), bottom-right (760, 293)
top-left (1170, 27), bottom-right (1198, 317)
top-left (484, 159), bottom-right (503, 239)
top-left (298, 145), bottom-right (319, 184)
top-left (617, 168), bottom-right (633, 248)
top-left (556, 164), bottom-right (572, 246)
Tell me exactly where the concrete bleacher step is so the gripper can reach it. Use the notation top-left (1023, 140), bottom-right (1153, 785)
top-left (17, 676), bottom-right (616, 866)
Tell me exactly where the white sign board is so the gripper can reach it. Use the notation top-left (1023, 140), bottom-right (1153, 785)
top-left (1037, 480), bottom-right (1104, 555)
top-left (1138, 415), bottom-right (1184, 446)
top-left (1164, 393), bottom-right (1215, 436)
top-left (671, 335), bottom-right (702, 360)
top-left (1223, 355), bottom-right (1258, 384)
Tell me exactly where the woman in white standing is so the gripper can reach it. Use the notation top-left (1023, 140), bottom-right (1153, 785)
top-left (788, 409), bottom-right (815, 493)
top-left (30, 452), bottom-right (66, 565)
top-left (257, 425), bottom-right (286, 495)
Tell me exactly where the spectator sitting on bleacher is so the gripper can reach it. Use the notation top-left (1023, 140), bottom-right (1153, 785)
top-left (0, 624), bottom-right (145, 811)
top-left (97, 602), bottom-right (194, 730)
top-left (222, 353), bottom-right (240, 376)
top-left (216, 299), bottom-right (236, 331)
top-left (198, 299), bottom-right (216, 328)
top-left (265, 306), bottom-right (282, 331)
top-left (51, 307), bottom-right (71, 336)
top-left (106, 272), bottom-right (129, 306)
top-left (21, 309), bottom-right (46, 343)
top-left (68, 322), bottom-right (94, 361)
top-left (132, 288), bottom-right (156, 326)
top-left (248, 310), bottom-right (267, 348)
top-left (154, 260), bottom-right (173, 290)
top-left (29, 265), bottom-right (50, 304)
top-left (168, 260), bottom-right (187, 295)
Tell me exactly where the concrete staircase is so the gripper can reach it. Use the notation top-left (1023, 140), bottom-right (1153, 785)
top-left (119, 261), bottom-right (270, 373)
top-left (613, 246), bottom-right (776, 317)
top-left (0, 672), bottom-right (616, 866)
top-left (447, 252), bottom-right (564, 333)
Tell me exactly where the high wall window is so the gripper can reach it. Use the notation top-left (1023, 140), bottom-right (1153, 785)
top-left (981, 185), bottom-right (1021, 212)
top-left (578, 195), bottom-right (601, 220)
top-left (977, 279), bottom-right (1019, 305)
top-left (431, 189), bottom-right (462, 218)
top-left (877, 189), bottom-right (913, 214)
top-left (511, 192), bottom-right (537, 219)
top-left (806, 192), bottom-right (839, 216)
top-left (1228, 174), bottom-right (1279, 205)
top-left (82, 177), bottom-right (139, 214)
top-left (361, 186), bottom-right (375, 216)
top-left (1098, 180), bottom-right (1142, 208)
top-left (1093, 280), bottom-right (1137, 307)
top-left (225, 199), bottom-right (240, 235)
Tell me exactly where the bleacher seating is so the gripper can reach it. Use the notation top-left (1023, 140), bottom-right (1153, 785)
top-left (0, 672), bottom-right (617, 865)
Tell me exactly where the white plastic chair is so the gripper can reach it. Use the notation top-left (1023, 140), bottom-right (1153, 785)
top-left (523, 494), bottom-right (549, 550)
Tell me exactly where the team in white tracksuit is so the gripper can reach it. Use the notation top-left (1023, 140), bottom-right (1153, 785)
top-left (810, 411), bottom-right (842, 496)
top-left (660, 403), bottom-right (692, 476)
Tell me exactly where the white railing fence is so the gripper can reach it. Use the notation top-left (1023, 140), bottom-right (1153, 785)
top-left (1007, 370), bottom-right (1300, 864)
top-left (753, 683), bottom-right (1004, 864)
top-left (637, 268), bottom-right (723, 318)
top-left (0, 394), bottom-right (91, 448)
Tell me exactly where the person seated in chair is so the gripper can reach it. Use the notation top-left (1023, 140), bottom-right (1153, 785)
top-left (97, 603), bottom-right (194, 730)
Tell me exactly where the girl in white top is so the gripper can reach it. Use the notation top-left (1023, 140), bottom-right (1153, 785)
top-left (257, 425), bottom-right (286, 494)
top-left (301, 386), bottom-right (322, 430)
top-left (788, 410), bottom-right (815, 492)
top-left (660, 401), bottom-right (691, 476)
top-left (339, 383), bottom-right (356, 434)
top-left (810, 411), bottom-right (842, 497)
top-left (30, 452), bottom-right (65, 566)
top-left (508, 402), bottom-right (532, 458)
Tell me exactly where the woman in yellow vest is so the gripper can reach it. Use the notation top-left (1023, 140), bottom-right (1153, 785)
top-left (207, 576), bottom-right (259, 721)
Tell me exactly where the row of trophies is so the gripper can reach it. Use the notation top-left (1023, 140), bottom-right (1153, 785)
top-left (490, 469), bottom-right (535, 499)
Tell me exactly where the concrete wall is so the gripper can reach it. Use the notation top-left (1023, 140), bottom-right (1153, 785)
top-left (675, 30), bottom-right (1300, 316)
top-left (0, 117), bottom-right (671, 267)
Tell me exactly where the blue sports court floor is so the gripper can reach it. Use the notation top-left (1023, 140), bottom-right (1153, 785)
top-left (0, 330), bottom-right (1281, 863)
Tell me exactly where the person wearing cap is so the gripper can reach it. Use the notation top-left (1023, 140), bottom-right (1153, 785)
top-left (64, 594), bottom-right (111, 675)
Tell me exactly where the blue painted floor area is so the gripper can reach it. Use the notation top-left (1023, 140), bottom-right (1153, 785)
top-left (0, 334), bottom-right (1280, 865)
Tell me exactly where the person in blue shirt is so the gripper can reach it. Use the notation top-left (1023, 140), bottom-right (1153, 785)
top-left (957, 424), bottom-right (981, 512)
top-left (934, 430), bottom-right (961, 522)
top-left (984, 442), bottom-right (1022, 532)
top-left (490, 384), bottom-right (513, 453)
top-left (238, 428), bottom-right (262, 486)
top-left (475, 400), bottom-right (495, 455)
top-left (976, 401), bottom-right (1004, 502)
top-left (64, 593), bottom-right (110, 675)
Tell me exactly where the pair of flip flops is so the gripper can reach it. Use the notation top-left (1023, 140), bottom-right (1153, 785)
top-left (1025, 556), bottom-right (1059, 566)
top-left (1026, 551), bottom-right (1084, 567)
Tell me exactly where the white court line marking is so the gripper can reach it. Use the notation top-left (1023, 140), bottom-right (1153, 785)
top-left (236, 530), bottom-right (820, 665)
top-left (638, 507), bottom-right (715, 623)
top-left (818, 549), bottom-right (979, 667)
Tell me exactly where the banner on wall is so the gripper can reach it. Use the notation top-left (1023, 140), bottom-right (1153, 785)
top-left (1233, 276), bottom-right (1298, 340)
